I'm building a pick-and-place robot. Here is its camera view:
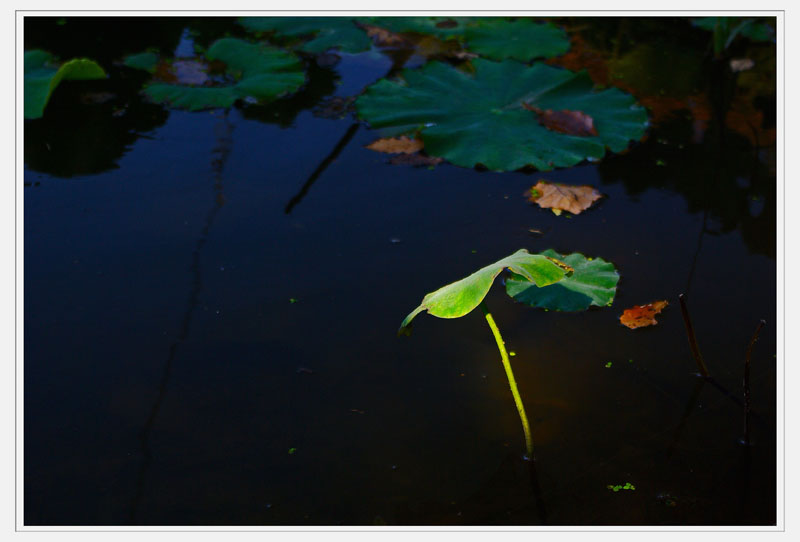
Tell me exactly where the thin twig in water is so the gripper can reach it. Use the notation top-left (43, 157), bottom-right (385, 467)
top-left (743, 319), bottom-right (766, 445)
top-left (678, 294), bottom-right (711, 378)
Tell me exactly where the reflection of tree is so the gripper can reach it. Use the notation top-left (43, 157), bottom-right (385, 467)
top-left (596, 116), bottom-right (775, 259)
top-left (24, 75), bottom-right (170, 177)
top-left (130, 111), bottom-right (234, 524)
top-left (24, 17), bottom-right (188, 66)
top-left (24, 17), bottom-right (186, 178)
top-left (550, 17), bottom-right (775, 260)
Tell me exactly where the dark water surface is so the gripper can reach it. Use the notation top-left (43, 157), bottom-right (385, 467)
top-left (24, 17), bottom-right (777, 526)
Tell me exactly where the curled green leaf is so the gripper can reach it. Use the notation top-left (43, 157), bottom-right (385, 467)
top-left (25, 50), bottom-right (106, 119)
top-left (399, 249), bottom-right (571, 334)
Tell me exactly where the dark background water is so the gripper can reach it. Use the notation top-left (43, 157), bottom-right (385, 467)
top-left (23, 16), bottom-right (777, 526)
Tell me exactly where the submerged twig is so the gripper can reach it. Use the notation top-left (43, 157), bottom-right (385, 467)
top-left (743, 319), bottom-right (766, 445)
top-left (678, 294), bottom-right (711, 378)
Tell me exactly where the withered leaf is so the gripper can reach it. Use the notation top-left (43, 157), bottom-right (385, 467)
top-left (523, 102), bottom-right (599, 137)
top-left (620, 300), bottom-right (668, 329)
top-left (366, 136), bottom-right (424, 155)
top-left (361, 22), bottom-right (468, 60)
top-left (526, 180), bottom-right (602, 216)
top-left (361, 24), bottom-right (413, 48)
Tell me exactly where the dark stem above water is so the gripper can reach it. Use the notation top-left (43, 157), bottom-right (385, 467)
top-left (678, 293), bottom-right (711, 378)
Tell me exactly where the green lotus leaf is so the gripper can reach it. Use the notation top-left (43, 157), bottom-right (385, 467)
top-left (138, 38), bottom-right (305, 111)
top-left (356, 59), bottom-right (648, 172)
top-left (399, 249), bottom-right (571, 333)
top-left (368, 17), bottom-right (570, 62)
top-left (461, 19), bottom-right (570, 62)
top-left (506, 250), bottom-right (619, 312)
top-left (25, 50), bottom-right (106, 119)
top-left (123, 51), bottom-right (159, 73)
top-left (141, 84), bottom-right (240, 110)
top-left (238, 17), bottom-right (373, 54)
top-left (205, 38), bottom-right (303, 77)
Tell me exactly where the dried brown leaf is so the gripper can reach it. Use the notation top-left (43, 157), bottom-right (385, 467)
top-left (526, 180), bottom-right (602, 216)
top-left (620, 300), bottom-right (668, 329)
top-left (361, 24), bottom-right (412, 48)
top-left (366, 136), bottom-right (424, 155)
top-left (523, 102), bottom-right (599, 137)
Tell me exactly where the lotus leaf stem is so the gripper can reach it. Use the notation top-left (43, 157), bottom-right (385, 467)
top-left (479, 301), bottom-right (533, 457)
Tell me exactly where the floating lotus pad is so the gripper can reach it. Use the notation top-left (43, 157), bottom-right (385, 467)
top-left (238, 17), bottom-right (373, 54)
top-left (356, 59), bottom-right (648, 171)
top-left (123, 51), bottom-right (159, 73)
top-left (25, 50), bottom-right (106, 119)
top-left (506, 250), bottom-right (619, 312)
top-left (135, 38), bottom-right (306, 111)
top-left (366, 17), bottom-right (570, 62)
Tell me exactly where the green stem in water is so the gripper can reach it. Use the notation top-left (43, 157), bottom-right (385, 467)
top-left (479, 301), bottom-right (533, 458)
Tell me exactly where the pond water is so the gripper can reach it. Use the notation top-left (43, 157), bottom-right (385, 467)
top-left (23, 16), bottom-right (777, 526)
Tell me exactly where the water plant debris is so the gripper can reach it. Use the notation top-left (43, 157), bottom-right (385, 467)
top-left (526, 180), bottom-right (603, 216)
top-left (620, 300), bottom-right (669, 329)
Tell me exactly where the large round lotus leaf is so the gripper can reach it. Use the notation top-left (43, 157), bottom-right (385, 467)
top-left (399, 248), bottom-right (571, 333)
top-left (356, 59), bottom-right (648, 171)
top-left (25, 50), bottom-right (106, 119)
top-left (367, 17), bottom-right (570, 62)
top-left (506, 250), bottom-right (619, 312)
top-left (238, 17), bottom-right (372, 54)
top-left (139, 38), bottom-right (305, 111)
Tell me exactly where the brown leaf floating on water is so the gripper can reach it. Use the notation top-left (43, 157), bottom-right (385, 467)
top-left (522, 102), bottom-right (598, 137)
top-left (360, 24), bottom-right (413, 48)
top-left (526, 180), bottom-right (602, 216)
top-left (360, 22), bottom-right (469, 60)
top-left (620, 300), bottom-right (668, 329)
top-left (366, 136), bottom-right (424, 154)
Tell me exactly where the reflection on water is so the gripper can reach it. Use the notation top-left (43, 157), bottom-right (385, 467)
top-left (130, 110), bottom-right (234, 524)
top-left (24, 16), bottom-right (777, 526)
